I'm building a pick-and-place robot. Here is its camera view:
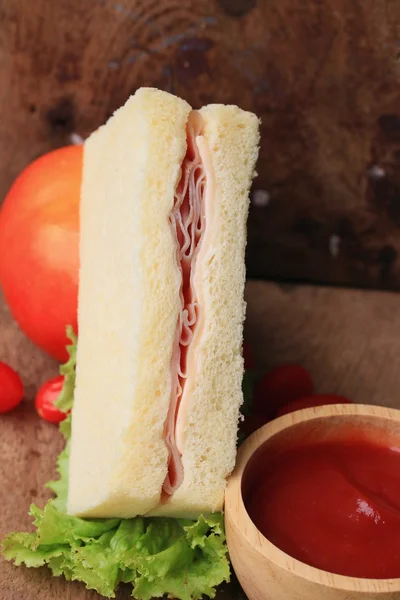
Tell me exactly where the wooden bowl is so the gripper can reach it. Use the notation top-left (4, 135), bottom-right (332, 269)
top-left (225, 404), bottom-right (400, 600)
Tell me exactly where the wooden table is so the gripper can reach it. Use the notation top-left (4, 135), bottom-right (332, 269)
top-left (1, 280), bottom-right (400, 598)
top-left (1, 0), bottom-right (400, 289)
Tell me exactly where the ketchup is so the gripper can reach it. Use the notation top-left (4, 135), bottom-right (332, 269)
top-left (244, 437), bottom-right (400, 579)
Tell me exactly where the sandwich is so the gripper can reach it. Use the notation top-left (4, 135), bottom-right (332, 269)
top-left (68, 87), bottom-right (260, 519)
top-left (2, 87), bottom-right (260, 599)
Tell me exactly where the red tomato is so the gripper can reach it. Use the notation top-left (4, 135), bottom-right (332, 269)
top-left (35, 375), bottom-right (68, 423)
top-left (243, 340), bottom-right (254, 370)
top-left (0, 362), bottom-right (24, 413)
top-left (0, 146), bottom-right (82, 362)
top-left (253, 364), bottom-right (314, 416)
top-left (276, 394), bottom-right (353, 417)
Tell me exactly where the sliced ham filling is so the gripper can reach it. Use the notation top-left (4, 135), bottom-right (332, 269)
top-left (162, 111), bottom-right (206, 498)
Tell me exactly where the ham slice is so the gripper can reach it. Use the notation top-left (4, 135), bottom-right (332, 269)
top-left (162, 111), bottom-right (206, 498)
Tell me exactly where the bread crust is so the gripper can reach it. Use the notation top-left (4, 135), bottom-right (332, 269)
top-left (68, 90), bottom-right (260, 519)
top-left (150, 105), bottom-right (260, 517)
top-left (68, 88), bottom-right (191, 517)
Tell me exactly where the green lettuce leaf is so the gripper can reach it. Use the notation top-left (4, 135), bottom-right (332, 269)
top-left (55, 326), bottom-right (77, 413)
top-left (2, 504), bottom-right (229, 599)
top-left (46, 440), bottom-right (69, 511)
top-left (2, 327), bottom-right (230, 599)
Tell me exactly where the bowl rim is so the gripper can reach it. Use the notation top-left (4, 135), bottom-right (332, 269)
top-left (225, 403), bottom-right (400, 593)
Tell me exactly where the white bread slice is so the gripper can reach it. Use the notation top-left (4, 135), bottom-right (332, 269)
top-left (149, 104), bottom-right (260, 518)
top-left (67, 88), bottom-right (191, 517)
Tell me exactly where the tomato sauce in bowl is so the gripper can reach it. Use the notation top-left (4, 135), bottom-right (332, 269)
top-left (243, 432), bottom-right (400, 579)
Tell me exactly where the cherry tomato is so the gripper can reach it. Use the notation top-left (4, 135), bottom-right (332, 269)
top-left (0, 362), bottom-right (24, 413)
top-left (35, 375), bottom-right (68, 423)
top-left (243, 340), bottom-right (255, 370)
top-left (253, 364), bottom-right (314, 416)
top-left (276, 394), bottom-right (353, 417)
top-left (0, 146), bottom-right (82, 362)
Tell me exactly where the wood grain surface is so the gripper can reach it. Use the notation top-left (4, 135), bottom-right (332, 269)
top-left (1, 0), bottom-right (400, 288)
top-left (1, 280), bottom-right (400, 598)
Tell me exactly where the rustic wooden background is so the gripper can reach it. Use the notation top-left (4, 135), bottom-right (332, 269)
top-left (0, 0), bottom-right (400, 290)
top-left (2, 3), bottom-right (400, 597)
